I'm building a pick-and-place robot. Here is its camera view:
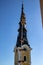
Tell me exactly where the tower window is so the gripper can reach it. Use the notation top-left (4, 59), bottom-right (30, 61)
top-left (24, 56), bottom-right (26, 61)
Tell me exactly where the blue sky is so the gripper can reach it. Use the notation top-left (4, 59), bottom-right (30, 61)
top-left (0, 0), bottom-right (43, 65)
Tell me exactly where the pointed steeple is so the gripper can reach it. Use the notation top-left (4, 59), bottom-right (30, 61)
top-left (16, 2), bottom-right (30, 47)
top-left (22, 2), bottom-right (24, 14)
top-left (20, 2), bottom-right (26, 25)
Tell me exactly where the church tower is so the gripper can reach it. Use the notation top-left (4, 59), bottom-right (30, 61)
top-left (14, 3), bottom-right (32, 65)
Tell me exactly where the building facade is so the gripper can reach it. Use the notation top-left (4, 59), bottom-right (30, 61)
top-left (40, 0), bottom-right (43, 26)
top-left (14, 3), bottom-right (32, 65)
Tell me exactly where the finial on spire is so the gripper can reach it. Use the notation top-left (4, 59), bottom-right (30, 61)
top-left (22, 0), bottom-right (24, 13)
top-left (20, 1), bottom-right (26, 25)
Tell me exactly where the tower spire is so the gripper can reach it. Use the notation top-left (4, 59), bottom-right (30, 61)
top-left (20, 1), bottom-right (26, 25)
top-left (16, 2), bottom-right (30, 47)
top-left (22, 1), bottom-right (24, 14)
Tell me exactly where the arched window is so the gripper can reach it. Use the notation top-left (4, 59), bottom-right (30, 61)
top-left (24, 56), bottom-right (26, 61)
